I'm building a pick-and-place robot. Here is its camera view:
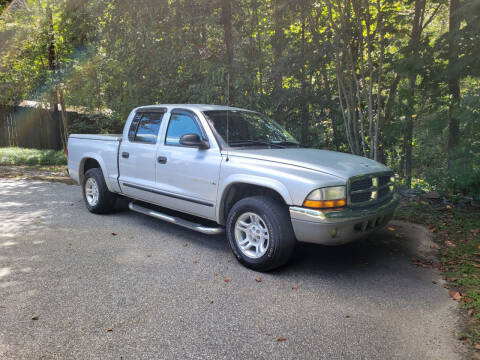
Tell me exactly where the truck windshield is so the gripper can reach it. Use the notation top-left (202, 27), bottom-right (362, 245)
top-left (203, 110), bottom-right (300, 148)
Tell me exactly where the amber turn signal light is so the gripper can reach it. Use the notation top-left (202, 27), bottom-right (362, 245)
top-left (303, 199), bottom-right (346, 209)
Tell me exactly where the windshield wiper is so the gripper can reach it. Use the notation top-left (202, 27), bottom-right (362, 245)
top-left (228, 140), bottom-right (285, 148)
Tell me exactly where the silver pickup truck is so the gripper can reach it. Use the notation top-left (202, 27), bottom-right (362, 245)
top-left (68, 104), bottom-right (399, 271)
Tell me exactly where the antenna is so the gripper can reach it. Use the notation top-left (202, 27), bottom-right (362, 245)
top-left (226, 73), bottom-right (230, 161)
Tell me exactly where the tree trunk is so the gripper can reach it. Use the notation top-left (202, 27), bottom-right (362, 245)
top-left (322, 65), bottom-right (340, 151)
top-left (272, 0), bottom-right (284, 119)
top-left (299, 5), bottom-right (309, 145)
top-left (404, 0), bottom-right (425, 188)
top-left (379, 75), bottom-right (400, 164)
top-left (58, 88), bottom-right (69, 150)
top-left (447, 0), bottom-right (461, 164)
top-left (405, 76), bottom-right (415, 186)
top-left (46, 5), bottom-right (61, 150)
top-left (221, 0), bottom-right (234, 104)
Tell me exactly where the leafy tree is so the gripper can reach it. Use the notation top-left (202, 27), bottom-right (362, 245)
top-left (0, 0), bottom-right (479, 196)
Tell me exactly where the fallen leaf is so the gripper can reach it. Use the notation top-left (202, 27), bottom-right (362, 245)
top-left (473, 264), bottom-right (480, 269)
top-left (471, 229), bottom-right (480, 236)
top-left (31, 315), bottom-right (39, 320)
top-left (223, 278), bottom-right (230, 283)
top-left (277, 337), bottom-right (287, 342)
top-left (255, 277), bottom-right (262, 283)
top-left (445, 240), bottom-right (456, 247)
top-left (430, 243), bottom-right (441, 250)
top-left (388, 226), bottom-right (395, 231)
top-left (463, 274), bottom-right (468, 278)
top-left (209, 300), bottom-right (214, 304)
top-left (475, 344), bottom-right (480, 350)
top-left (448, 277), bottom-right (457, 282)
top-left (465, 297), bottom-right (474, 304)
top-left (106, 328), bottom-right (113, 332)
top-left (449, 290), bottom-right (462, 301)
top-left (111, 232), bottom-right (117, 236)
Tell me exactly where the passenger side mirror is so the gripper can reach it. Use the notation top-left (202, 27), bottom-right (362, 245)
top-left (179, 133), bottom-right (209, 149)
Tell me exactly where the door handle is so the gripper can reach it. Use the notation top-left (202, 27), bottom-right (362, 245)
top-left (157, 156), bottom-right (167, 164)
top-left (122, 152), bottom-right (129, 159)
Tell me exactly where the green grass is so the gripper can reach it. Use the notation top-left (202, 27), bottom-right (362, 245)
top-left (0, 147), bottom-right (67, 166)
top-left (395, 199), bottom-right (480, 346)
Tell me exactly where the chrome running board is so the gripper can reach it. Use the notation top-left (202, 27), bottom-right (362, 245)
top-left (128, 202), bottom-right (224, 235)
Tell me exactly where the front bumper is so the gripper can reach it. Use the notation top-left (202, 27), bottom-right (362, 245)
top-left (289, 194), bottom-right (400, 245)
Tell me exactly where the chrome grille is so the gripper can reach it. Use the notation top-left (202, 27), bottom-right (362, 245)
top-left (348, 172), bottom-right (394, 207)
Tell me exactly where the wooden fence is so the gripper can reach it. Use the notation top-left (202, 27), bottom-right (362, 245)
top-left (0, 105), bottom-right (113, 150)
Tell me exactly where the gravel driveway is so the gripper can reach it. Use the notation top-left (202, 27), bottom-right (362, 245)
top-left (0, 179), bottom-right (466, 359)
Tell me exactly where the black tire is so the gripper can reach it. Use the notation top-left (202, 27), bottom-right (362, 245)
top-left (226, 195), bottom-right (296, 271)
top-left (82, 168), bottom-right (117, 214)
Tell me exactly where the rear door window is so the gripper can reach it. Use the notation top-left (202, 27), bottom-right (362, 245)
top-left (132, 112), bottom-right (164, 144)
top-left (128, 113), bottom-right (142, 141)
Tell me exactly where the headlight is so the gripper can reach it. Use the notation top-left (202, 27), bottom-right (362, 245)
top-left (303, 186), bottom-right (346, 209)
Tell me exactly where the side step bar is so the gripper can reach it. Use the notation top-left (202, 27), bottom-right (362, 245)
top-left (128, 202), bottom-right (225, 235)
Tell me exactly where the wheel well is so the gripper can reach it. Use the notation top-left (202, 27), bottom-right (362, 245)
top-left (81, 158), bottom-right (100, 182)
top-left (219, 183), bottom-right (287, 225)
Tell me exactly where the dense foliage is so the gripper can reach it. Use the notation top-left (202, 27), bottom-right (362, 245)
top-left (0, 0), bottom-right (479, 197)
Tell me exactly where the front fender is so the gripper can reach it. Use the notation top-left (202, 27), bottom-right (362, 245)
top-left (216, 174), bottom-right (293, 223)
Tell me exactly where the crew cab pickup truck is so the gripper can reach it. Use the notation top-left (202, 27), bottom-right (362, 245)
top-left (68, 104), bottom-right (399, 271)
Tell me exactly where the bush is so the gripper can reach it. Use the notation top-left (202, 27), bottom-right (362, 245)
top-left (0, 147), bottom-right (67, 165)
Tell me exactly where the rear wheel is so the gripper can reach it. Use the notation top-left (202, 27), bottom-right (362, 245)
top-left (226, 196), bottom-right (296, 271)
top-left (82, 168), bottom-right (117, 214)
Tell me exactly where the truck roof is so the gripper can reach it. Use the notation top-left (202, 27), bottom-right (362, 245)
top-left (135, 104), bottom-right (251, 112)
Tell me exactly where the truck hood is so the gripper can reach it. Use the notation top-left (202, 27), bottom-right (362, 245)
top-left (226, 148), bottom-right (391, 180)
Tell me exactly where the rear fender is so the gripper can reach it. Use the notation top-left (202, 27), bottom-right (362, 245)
top-left (79, 153), bottom-right (115, 192)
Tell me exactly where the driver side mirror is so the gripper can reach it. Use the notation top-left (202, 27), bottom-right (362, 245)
top-left (179, 133), bottom-right (210, 149)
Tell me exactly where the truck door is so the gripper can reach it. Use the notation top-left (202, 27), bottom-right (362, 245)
top-left (118, 109), bottom-right (165, 201)
top-left (155, 109), bottom-right (222, 220)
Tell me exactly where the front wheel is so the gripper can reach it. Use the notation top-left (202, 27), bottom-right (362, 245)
top-left (226, 196), bottom-right (296, 271)
top-left (82, 168), bottom-right (117, 214)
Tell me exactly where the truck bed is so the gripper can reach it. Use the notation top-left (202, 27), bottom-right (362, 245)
top-left (67, 134), bottom-right (122, 193)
